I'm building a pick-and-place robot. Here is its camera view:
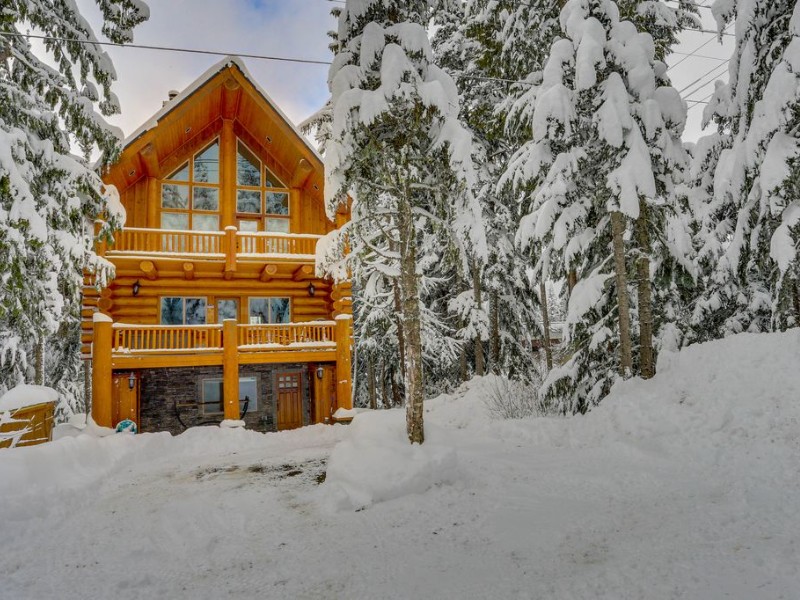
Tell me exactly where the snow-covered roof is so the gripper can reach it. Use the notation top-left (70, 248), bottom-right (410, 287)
top-left (123, 56), bottom-right (322, 163)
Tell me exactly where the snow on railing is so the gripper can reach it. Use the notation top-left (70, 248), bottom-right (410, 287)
top-left (104, 227), bottom-right (321, 258)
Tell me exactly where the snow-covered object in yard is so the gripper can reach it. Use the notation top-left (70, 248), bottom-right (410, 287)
top-left (502, 0), bottom-right (691, 412)
top-left (0, 384), bottom-right (59, 412)
top-left (692, 0), bottom-right (800, 335)
top-left (321, 410), bottom-right (458, 510)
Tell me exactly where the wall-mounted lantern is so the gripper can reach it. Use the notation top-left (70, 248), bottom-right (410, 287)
top-left (307, 282), bottom-right (316, 297)
top-left (128, 371), bottom-right (136, 391)
top-left (132, 280), bottom-right (141, 297)
top-left (316, 366), bottom-right (324, 380)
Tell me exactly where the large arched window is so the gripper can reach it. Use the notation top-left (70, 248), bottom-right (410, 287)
top-left (161, 140), bottom-right (220, 231)
top-left (235, 140), bottom-right (290, 233)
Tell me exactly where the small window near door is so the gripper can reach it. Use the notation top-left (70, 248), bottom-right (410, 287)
top-left (248, 297), bottom-right (290, 324)
top-left (217, 299), bottom-right (238, 323)
top-left (201, 377), bottom-right (257, 414)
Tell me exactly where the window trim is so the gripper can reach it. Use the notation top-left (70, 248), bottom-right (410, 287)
top-left (159, 296), bottom-right (208, 325)
top-left (201, 376), bottom-right (258, 415)
top-left (247, 296), bottom-right (292, 325)
top-left (160, 138), bottom-right (221, 231)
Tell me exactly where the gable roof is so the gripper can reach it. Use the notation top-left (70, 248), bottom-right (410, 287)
top-left (103, 56), bottom-right (324, 200)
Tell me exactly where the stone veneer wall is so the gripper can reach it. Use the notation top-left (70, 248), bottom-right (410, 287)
top-left (136, 363), bottom-right (311, 435)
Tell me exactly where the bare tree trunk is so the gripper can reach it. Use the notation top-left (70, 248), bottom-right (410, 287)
top-left (398, 196), bottom-right (424, 444)
top-left (459, 317), bottom-right (468, 382)
top-left (472, 266), bottom-right (484, 376)
top-left (368, 355), bottom-right (377, 410)
top-left (539, 281), bottom-right (553, 371)
top-left (490, 289), bottom-right (500, 373)
top-left (567, 270), bottom-right (578, 298)
top-left (610, 211), bottom-right (633, 378)
top-left (392, 281), bottom-right (406, 380)
top-left (635, 204), bottom-right (654, 379)
top-left (34, 340), bottom-right (44, 385)
top-left (390, 368), bottom-right (402, 408)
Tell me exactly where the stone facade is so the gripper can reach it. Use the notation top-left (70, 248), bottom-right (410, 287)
top-left (135, 363), bottom-right (312, 435)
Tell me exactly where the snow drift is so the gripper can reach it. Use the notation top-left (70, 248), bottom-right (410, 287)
top-left (321, 410), bottom-right (458, 511)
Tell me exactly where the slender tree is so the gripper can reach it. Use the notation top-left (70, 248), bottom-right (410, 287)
top-left (323, 0), bottom-right (484, 443)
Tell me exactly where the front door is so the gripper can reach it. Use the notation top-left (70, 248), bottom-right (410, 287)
top-left (276, 372), bottom-right (303, 430)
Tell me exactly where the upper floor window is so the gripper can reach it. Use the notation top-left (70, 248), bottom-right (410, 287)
top-left (160, 297), bottom-right (207, 325)
top-left (235, 140), bottom-right (290, 233)
top-left (161, 140), bottom-right (220, 232)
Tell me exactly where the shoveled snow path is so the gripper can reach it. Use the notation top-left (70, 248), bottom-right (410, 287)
top-left (2, 422), bottom-right (797, 598)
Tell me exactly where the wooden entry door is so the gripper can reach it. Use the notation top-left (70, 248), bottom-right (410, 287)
top-left (276, 372), bottom-right (303, 430)
top-left (112, 372), bottom-right (140, 428)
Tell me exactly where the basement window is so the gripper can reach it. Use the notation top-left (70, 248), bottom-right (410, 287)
top-left (201, 377), bottom-right (257, 414)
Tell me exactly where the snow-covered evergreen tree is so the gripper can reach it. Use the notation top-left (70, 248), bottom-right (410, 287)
top-left (433, 0), bottom-right (561, 379)
top-left (323, 0), bottom-right (484, 442)
top-left (691, 0), bottom-right (800, 336)
top-left (0, 1), bottom-right (148, 412)
top-left (504, 0), bottom-right (690, 412)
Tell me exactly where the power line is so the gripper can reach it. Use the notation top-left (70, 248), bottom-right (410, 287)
top-left (677, 60), bottom-right (729, 95)
top-left (0, 31), bottom-right (332, 66)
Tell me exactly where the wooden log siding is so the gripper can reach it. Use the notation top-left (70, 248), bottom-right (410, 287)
top-left (238, 322), bottom-right (336, 349)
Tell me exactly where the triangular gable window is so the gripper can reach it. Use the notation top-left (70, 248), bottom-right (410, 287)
top-left (235, 139), bottom-right (289, 232)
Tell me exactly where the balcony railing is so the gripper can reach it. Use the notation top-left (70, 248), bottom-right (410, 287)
top-left (103, 227), bottom-right (320, 259)
top-left (111, 322), bottom-right (336, 354)
top-left (238, 322), bottom-right (335, 348)
top-left (113, 324), bottom-right (223, 353)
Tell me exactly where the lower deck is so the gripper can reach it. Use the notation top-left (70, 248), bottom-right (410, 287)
top-left (112, 362), bottom-right (336, 435)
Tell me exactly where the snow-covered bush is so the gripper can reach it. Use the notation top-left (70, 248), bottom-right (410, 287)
top-left (483, 375), bottom-right (546, 420)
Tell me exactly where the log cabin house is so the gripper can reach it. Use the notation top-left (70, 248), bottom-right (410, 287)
top-left (84, 57), bottom-right (352, 434)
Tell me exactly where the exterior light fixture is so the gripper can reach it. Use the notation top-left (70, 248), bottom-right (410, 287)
top-left (132, 280), bottom-right (141, 296)
top-left (128, 371), bottom-right (136, 390)
top-left (316, 366), bottom-right (324, 380)
top-left (307, 282), bottom-right (316, 297)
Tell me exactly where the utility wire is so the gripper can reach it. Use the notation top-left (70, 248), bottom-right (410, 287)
top-left (0, 31), bottom-right (332, 66)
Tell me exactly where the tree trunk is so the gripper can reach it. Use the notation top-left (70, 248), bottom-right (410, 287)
top-left (367, 355), bottom-right (377, 410)
top-left (390, 366), bottom-right (402, 408)
top-left (610, 211), bottom-right (633, 378)
top-left (392, 281), bottom-right (406, 380)
top-left (539, 281), bottom-right (553, 371)
top-left (398, 196), bottom-right (424, 444)
top-left (567, 270), bottom-right (578, 298)
top-left (472, 265), bottom-right (484, 376)
top-left (490, 289), bottom-right (500, 373)
top-left (34, 339), bottom-right (44, 385)
top-left (459, 317), bottom-right (468, 382)
top-left (635, 204), bottom-right (654, 379)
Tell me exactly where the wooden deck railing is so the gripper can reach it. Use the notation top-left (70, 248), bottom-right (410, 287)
top-left (104, 227), bottom-right (320, 258)
top-left (112, 324), bottom-right (224, 352)
top-left (237, 232), bottom-right (318, 256)
top-left (238, 322), bottom-right (336, 348)
top-left (110, 228), bottom-right (225, 255)
top-left (111, 322), bottom-right (336, 354)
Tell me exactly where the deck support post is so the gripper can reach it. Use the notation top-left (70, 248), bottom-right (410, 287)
top-left (224, 226), bottom-right (237, 280)
top-left (335, 315), bottom-right (353, 411)
top-left (222, 319), bottom-right (240, 422)
top-left (91, 314), bottom-right (114, 428)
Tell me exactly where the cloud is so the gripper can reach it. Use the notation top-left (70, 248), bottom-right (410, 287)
top-left (77, 0), bottom-right (335, 138)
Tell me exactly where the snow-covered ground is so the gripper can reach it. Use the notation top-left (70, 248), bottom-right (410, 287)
top-left (2, 331), bottom-right (799, 599)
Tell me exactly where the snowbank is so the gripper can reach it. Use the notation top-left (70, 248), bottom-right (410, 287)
top-left (321, 410), bottom-right (458, 511)
top-left (0, 384), bottom-right (59, 412)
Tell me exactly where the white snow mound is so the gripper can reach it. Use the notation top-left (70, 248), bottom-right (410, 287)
top-left (321, 410), bottom-right (458, 511)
